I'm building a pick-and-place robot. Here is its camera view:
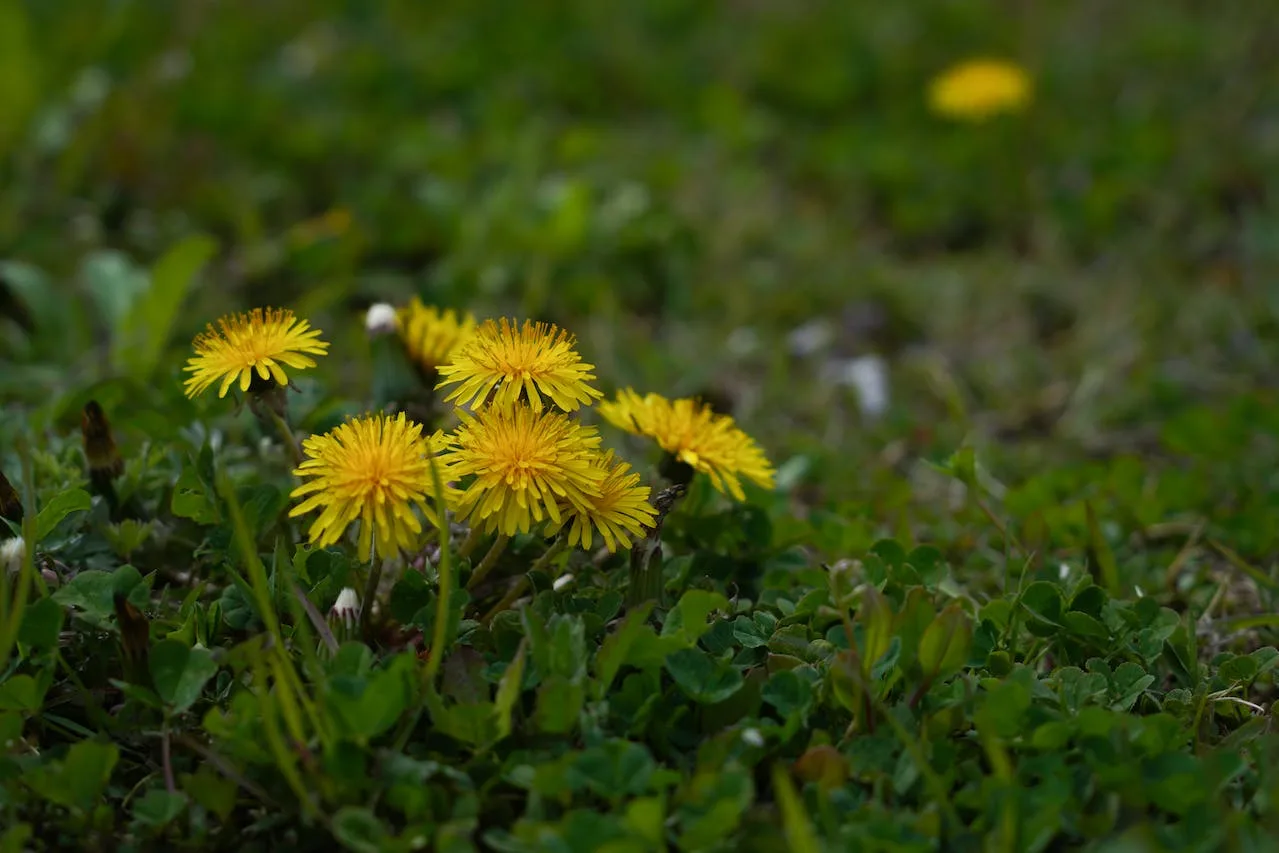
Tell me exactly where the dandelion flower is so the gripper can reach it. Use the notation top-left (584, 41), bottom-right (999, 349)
top-left (437, 318), bottom-right (603, 412)
top-left (442, 404), bottom-right (605, 536)
top-left (289, 413), bottom-right (454, 560)
top-left (546, 450), bottom-right (657, 553)
top-left (928, 58), bottom-right (1031, 121)
top-left (396, 298), bottom-right (477, 374)
top-left (183, 307), bottom-right (329, 399)
top-left (599, 389), bottom-right (775, 501)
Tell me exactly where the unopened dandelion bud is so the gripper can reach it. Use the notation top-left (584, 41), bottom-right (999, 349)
top-left (329, 587), bottom-right (361, 641)
top-left (1, 537), bottom-right (25, 575)
top-left (81, 400), bottom-right (124, 480)
top-left (0, 469), bottom-right (21, 524)
top-left (365, 302), bottom-right (398, 337)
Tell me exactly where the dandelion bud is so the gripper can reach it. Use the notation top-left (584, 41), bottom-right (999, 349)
top-left (113, 591), bottom-right (151, 680)
top-left (0, 469), bottom-right (21, 524)
top-left (328, 587), bottom-right (361, 641)
top-left (1, 537), bottom-right (25, 575)
top-left (81, 400), bottom-right (124, 481)
top-left (364, 302), bottom-right (398, 337)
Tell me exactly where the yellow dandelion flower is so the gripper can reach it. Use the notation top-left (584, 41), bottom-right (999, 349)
top-left (436, 317), bottom-right (603, 412)
top-left (396, 298), bottom-right (477, 374)
top-left (442, 404), bottom-right (605, 536)
top-left (928, 58), bottom-right (1031, 121)
top-left (599, 389), bottom-right (775, 501)
top-left (597, 388), bottom-right (650, 436)
top-left (546, 450), bottom-right (657, 553)
top-left (289, 412), bottom-right (455, 560)
top-left (183, 307), bottom-right (329, 399)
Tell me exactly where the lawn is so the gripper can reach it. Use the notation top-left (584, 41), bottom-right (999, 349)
top-left (2, 1), bottom-right (1278, 850)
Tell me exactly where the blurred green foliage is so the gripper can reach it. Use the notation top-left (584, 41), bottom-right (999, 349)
top-left (2, 1), bottom-right (1279, 850)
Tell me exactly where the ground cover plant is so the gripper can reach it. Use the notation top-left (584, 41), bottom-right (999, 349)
top-left (2, 1), bottom-right (1279, 850)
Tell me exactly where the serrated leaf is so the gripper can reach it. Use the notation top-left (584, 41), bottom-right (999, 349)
top-left (918, 604), bottom-right (972, 681)
top-left (35, 488), bottom-right (91, 542)
top-left (534, 676), bottom-right (584, 735)
top-left (859, 586), bottom-right (894, 672)
top-left (594, 602), bottom-right (653, 697)
top-left (493, 643), bottom-right (526, 741)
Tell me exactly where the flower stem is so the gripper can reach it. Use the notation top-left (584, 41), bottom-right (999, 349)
top-left (457, 525), bottom-right (485, 559)
top-left (627, 483), bottom-right (686, 608)
top-left (360, 557), bottom-right (383, 642)
top-left (466, 534), bottom-right (510, 591)
top-left (482, 532), bottom-right (568, 624)
top-left (267, 408), bottom-right (304, 468)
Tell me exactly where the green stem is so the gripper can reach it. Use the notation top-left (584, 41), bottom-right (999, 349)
top-left (467, 534), bottom-right (510, 591)
top-left (267, 408), bottom-right (304, 468)
top-left (457, 525), bottom-right (485, 559)
top-left (626, 483), bottom-right (687, 608)
top-left (422, 453), bottom-right (453, 688)
top-left (360, 557), bottom-right (383, 642)
top-left (482, 532), bottom-right (568, 623)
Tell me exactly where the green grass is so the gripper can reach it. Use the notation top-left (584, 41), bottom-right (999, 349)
top-left (2, 1), bottom-right (1279, 850)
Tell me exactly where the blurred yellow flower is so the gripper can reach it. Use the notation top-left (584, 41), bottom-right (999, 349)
top-left (546, 450), bottom-right (657, 553)
top-left (443, 404), bottom-right (605, 536)
top-left (436, 318), bottom-right (603, 412)
top-left (289, 413), bottom-right (454, 560)
top-left (599, 389), bottom-right (775, 501)
top-left (396, 298), bottom-right (477, 374)
top-left (182, 307), bottom-right (329, 399)
top-left (928, 59), bottom-right (1031, 121)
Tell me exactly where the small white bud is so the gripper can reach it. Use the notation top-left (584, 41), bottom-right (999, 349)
top-left (742, 728), bottom-right (765, 748)
top-left (1, 538), bottom-right (26, 575)
top-left (365, 302), bottom-right (398, 336)
top-left (552, 573), bottom-right (575, 592)
top-left (329, 587), bottom-right (361, 629)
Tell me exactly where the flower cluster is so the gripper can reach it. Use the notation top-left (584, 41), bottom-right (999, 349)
top-left (182, 302), bottom-right (774, 563)
top-left (433, 318), bottom-right (648, 550)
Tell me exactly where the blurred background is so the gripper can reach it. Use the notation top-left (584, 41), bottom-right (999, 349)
top-left (2, 0), bottom-right (1278, 536)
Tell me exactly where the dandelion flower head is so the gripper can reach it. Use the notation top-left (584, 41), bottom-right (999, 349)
top-left (183, 307), bottom-right (329, 399)
top-left (928, 58), bottom-right (1031, 121)
top-left (396, 298), bottom-right (477, 373)
top-left (289, 412), bottom-right (454, 560)
top-left (442, 404), bottom-right (605, 536)
top-left (546, 450), bottom-right (657, 553)
top-left (436, 317), bottom-right (603, 412)
top-left (599, 389), bottom-right (775, 501)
